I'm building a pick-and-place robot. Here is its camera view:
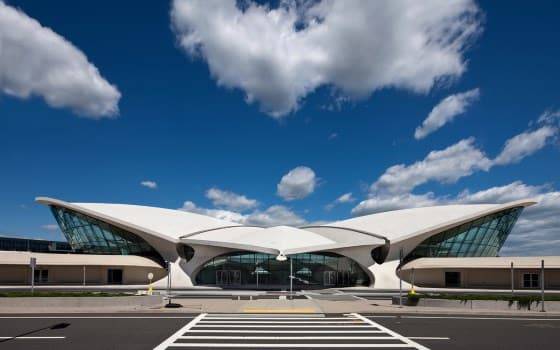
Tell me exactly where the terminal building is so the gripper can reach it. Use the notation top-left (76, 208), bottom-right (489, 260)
top-left (0, 196), bottom-right (558, 290)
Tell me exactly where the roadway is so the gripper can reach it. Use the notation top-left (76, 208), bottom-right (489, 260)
top-left (0, 312), bottom-right (559, 349)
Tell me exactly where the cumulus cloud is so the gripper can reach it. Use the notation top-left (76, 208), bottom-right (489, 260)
top-left (372, 137), bottom-right (492, 195)
top-left (0, 2), bottom-right (120, 117)
top-left (326, 192), bottom-right (356, 210)
top-left (179, 201), bottom-right (305, 227)
top-left (277, 166), bottom-right (317, 201)
top-left (414, 88), bottom-right (480, 139)
top-left (140, 180), bottom-right (158, 189)
top-left (179, 200), bottom-right (248, 223)
top-left (493, 126), bottom-right (557, 165)
top-left (205, 187), bottom-right (258, 211)
top-left (371, 110), bottom-right (559, 196)
top-left (171, 0), bottom-right (481, 117)
top-left (245, 205), bottom-right (306, 227)
top-left (351, 193), bottom-right (438, 216)
top-left (538, 109), bottom-right (560, 124)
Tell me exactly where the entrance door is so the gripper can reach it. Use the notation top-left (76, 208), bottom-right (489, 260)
top-left (216, 270), bottom-right (241, 286)
top-left (323, 271), bottom-right (337, 286)
top-left (445, 271), bottom-right (461, 287)
top-left (107, 269), bottom-right (123, 284)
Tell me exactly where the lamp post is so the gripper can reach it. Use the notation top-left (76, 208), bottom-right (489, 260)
top-left (510, 262), bottom-right (514, 297)
top-left (541, 259), bottom-right (545, 312)
top-left (399, 248), bottom-right (403, 307)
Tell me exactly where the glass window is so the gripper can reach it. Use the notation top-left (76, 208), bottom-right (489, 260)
top-left (523, 273), bottom-right (540, 288)
top-left (49, 206), bottom-right (164, 266)
top-left (195, 251), bottom-right (370, 289)
top-left (34, 269), bottom-right (49, 283)
top-left (405, 207), bottom-right (523, 262)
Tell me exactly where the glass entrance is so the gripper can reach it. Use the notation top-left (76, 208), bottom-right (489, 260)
top-left (216, 270), bottom-right (241, 286)
top-left (195, 251), bottom-right (370, 290)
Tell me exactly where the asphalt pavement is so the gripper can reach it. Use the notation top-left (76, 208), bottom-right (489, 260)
top-left (0, 312), bottom-right (558, 349)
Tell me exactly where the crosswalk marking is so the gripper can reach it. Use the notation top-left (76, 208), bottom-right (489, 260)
top-left (154, 313), bottom-right (432, 349)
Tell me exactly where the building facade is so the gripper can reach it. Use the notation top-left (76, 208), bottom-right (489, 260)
top-left (15, 197), bottom-right (534, 289)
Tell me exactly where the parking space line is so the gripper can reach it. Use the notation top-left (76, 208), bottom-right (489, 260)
top-left (0, 336), bottom-right (66, 339)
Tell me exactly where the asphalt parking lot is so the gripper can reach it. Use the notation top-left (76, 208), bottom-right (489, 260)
top-left (0, 312), bottom-right (559, 349)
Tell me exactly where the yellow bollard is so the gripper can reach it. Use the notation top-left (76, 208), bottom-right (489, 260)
top-left (147, 272), bottom-right (154, 295)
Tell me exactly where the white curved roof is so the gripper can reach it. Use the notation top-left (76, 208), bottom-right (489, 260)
top-left (36, 197), bottom-right (240, 243)
top-left (323, 199), bottom-right (536, 244)
top-left (35, 197), bottom-right (535, 258)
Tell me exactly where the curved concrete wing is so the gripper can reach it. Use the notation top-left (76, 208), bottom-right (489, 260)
top-left (320, 199), bottom-right (536, 260)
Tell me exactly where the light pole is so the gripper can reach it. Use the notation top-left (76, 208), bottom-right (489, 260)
top-left (398, 248), bottom-right (403, 307)
top-left (541, 259), bottom-right (545, 312)
top-left (290, 257), bottom-right (293, 296)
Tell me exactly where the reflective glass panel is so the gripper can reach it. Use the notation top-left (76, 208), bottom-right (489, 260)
top-left (195, 251), bottom-right (370, 289)
top-left (405, 207), bottom-right (523, 262)
top-left (50, 205), bottom-right (164, 266)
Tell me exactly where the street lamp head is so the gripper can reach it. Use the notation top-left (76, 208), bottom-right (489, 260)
top-left (276, 252), bottom-right (287, 261)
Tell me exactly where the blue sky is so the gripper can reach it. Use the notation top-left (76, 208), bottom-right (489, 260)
top-left (1, 0), bottom-right (559, 255)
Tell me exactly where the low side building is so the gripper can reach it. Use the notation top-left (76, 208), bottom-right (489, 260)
top-left (0, 251), bottom-right (165, 285)
top-left (398, 256), bottom-right (560, 290)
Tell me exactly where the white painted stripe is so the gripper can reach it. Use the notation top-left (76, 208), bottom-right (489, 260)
top-left (205, 314), bottom-right (324, 317)
top-left (0, 316), bottom-right (194, 319)
top-left (178, 336), bottom-right (397, 340)
top-left (166, 344), bottom-right (415, 348)
top-left (192, 325), bottom-right (373, 328)
top-left (0, 336), bottom-right (66, 340)
top-left (198, 320), bottom-right (364, 324)
top-left (204, 317), bottom-right (351, 320)
top-left (367, 315), bottom-right (560, 321)
top-left (409, 337), bottom-right (450, 340)
top-left (187, 330), bottom-right (385, 334)
top-left (154, 313), bottom-right (206, 350)
top-left (352, 313), bottom-right (429, 350)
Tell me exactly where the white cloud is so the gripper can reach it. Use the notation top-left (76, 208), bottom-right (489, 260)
top-left (179, 201), bottom-right (305, 227)
top-left (0, 2), bottom-right (120, 117)
top-left (538, 109), bottom-right (560, 124)
top-left (245, 205), bottom-right (306, 227)
top-left (336, 192), bottom-right (355, 204)
top-left (414, 88), bottom-right (480, 139)
top-left (140, 180), bottom-right (158, 189)
top-left (205, 187), bottom-right (258, 211)
top-left (325, 192), bottom-right (356, 210)
top-left (328, 132), bottom-right (338, 140)
top-left (493, 126), bottom-right (557, 165)
top-left (351, 193), bottom-right (438, 216)
top-left (372, 137), bottom-right (492, 195)
top-left (41, 224), bottom-right (59, 231)
top-left (179, 201), bottom-right (247, 223)
top-left (277, 166), bottom-right (317, 201)
top-left (456, 181), bottom-right (547, 204)
top-left (171, 0), bottom-right (481, 118)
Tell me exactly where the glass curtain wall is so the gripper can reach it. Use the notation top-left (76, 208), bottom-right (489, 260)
top-left (405, 207), bottom-right (523, 262)
top-left (50, 205), bottom-right (164, 266)
top-left (195, 251), bottom-right (370, 289)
